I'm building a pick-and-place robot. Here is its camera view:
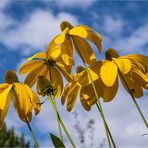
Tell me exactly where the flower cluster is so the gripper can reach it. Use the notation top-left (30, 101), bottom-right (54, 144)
top-left (0, 20), bottom-right (148, 147)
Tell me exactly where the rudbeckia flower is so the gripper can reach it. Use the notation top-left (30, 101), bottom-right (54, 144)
top-left (19, 45), bottom-right (72, 98)
top-left (83, 48), bottom-right (148, 102)
top-left (52, 21), bottom-right (102, 65)
top-left (0, 70), bottom-right (40, 128)
top-left (61, 66), bottom-right (100, 111)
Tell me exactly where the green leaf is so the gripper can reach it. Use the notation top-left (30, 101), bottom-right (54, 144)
top-left (50, 133), bottom-right (65, 148)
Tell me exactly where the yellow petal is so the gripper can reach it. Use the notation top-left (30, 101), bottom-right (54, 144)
top-left (67, 84), bottom-right (80, 112)
top-left (0, 84), bottom-right (12, 110)
top-left (80, 98), bottom-right (91, 111)
top-left (80, 83), bottom-right (98, 106)
top-left (0, 93), bottom-right (10, 128)
top-left (31, 91), bottom-right (41, 115)
top-left (77, 25), bottom-right (102, 52)
top-left (61, 39), bottom-right (73, 57)
top-left (54, 33), bottom-right (66, 44)
top-left (47, 44), bottom-right (62, 60)
top-left (61, 83), bottom-right (72, 105)
top-left (69, 27), bottom-right (87, 38)
top-left (24, 64), bottom-right (46, 87)
top-left (77, 61), bottom-right (101, 85)
top-left (56, 62), bottom-right (73, 82)
top-left (72, 36), bottom-right (96, 65)
top-left (12, 83), bottom-right (33, 121)
top-left (120, 73), bottom-right (143, 98)
top-left (19, 60), bottom-right (44, 75)
top-left (62, 54), bottom-right (73, 66)
top-left (50, 67), bottom-right (63, 98)
top-left (101, 78), bottom-right (118, 102)
top-left (100, 61), bottom-right (117, 87)
top-left (27, 52), bottom-right (46, 61)
top-left (124, 54), bottom-right (148, 72)
top-left (113, 58), bottom-right (132, 74)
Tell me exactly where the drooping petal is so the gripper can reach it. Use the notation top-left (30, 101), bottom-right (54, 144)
top-left (120, 73), bottom-right (143, 98)
top-left (56, 62), bottom-right (73, 82)
top-left (19, 60), bottom-right (44, 75)
top-left (12, 83), bottom-right (33, 122)
top-left (100, 61), bottom-right (117, 87)
top-left (69, 27), bottom-right (87, 38)
top-left (67, 84), bottom-right (80, 112)
top-left (0, 84), bottom-right (12, 110)
top-left (72, 36), bottom-right (96, 65)
top-left (132, 70), bottom-right (148, 88)
top-left (77, 25), bottom-right (102, 52)
top-left (31, 91), bottom-right (41, 115)
top-left (61, 83), bottom-right (72, 105)
top-left (22, 84), bottom-right (40, 115)
top-left (0, 93), bottom-right (10, 128)
top-left (46, 44), bottom-right (62, 60)
top-left (80, 83), bottom-right (98, 106)
top-left (54, 33), bottom-right (66, 44)
top-left (124, 54), bottom-right (148, 72)
top-left (77, 61), bottom-right (101, 85)
top-left (113, 58), bottom-right (132, 74)
top-left (24, 64), bottom-right (46, 87)
top-left (101, 78), bottom-right (119, 102)
top-left (27, 52), bottom-right (46, 61)
top-left (80, 98), bottom-right (91, 111)
top-left (50, 67), bottom-right (63, 98)
top-left (60, 39), bottom-right (73, 65)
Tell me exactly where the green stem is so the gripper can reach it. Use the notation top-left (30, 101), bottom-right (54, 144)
top-left (86, 65), bottom-right (115, 148)
top-left (25, 119), bottom-right (39, 148)
top-left (72, 39), bottom-right (115, 147)
top-left (119, 70), bottom-right (148, 129)
top-left (48, 95), bottom-right (76, 148)
top-left (48, 95), bottom-right (63, 141)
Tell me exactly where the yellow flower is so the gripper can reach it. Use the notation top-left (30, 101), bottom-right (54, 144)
top-left (82, 48), bottom-right (148, 101)
top-left (52, 21), bottom-right (102, 65)
top-left (19, 45), bottom-right (72, 98)
top-left (61, 66), bottom-right (100, 111)
top-left (0, 70), bottom-right (40, 128)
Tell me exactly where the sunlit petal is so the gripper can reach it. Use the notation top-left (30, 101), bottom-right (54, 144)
top-left (27, 52), bottom-right (46, 61)
top-left (19, 60), bottom-right (44, 75)
top-left (69, 27), bottom-right (87, 38)
top-left (100, 61), bottom-right (117, 87)
top-left (113, 58), bottom-right (132, 74)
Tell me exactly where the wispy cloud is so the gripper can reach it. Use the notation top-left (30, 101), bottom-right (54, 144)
top-left (0, 9), bottom-right (78, 55)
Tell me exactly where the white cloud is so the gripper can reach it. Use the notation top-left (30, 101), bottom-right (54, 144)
top-left (0, 0), bottom-right (10, 10)
top-left (0, 9), bottom-right (78, 55)
top-left (115, 23), bottom-right (148, 54)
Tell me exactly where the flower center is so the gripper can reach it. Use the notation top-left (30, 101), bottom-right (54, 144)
top-left (44, 58), bottom-right (55, 67)
top-left (4, 70), bottom-right (19, 84)
top-left (38, 76), bottom-right (55, 96)
top-left (105, 48), bottom-right (119, 60)
top-left (60, 21), bottom-right (73, 31)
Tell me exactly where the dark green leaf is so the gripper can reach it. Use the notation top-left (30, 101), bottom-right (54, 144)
top-left (50, 133), bottom-right (65, 148)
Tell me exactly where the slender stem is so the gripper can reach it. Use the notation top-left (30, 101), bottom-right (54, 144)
top-left (48, 95), bottom-right (76, 148)
top-left (72, 39), bottom-right (115, 147)
top-left (25, 119), bottom-right (39, 148)
top-left (58, 112), bottom-right (76, 148)
top-left (118, 70), bottom-right (148, 129)
top-left (48, 95), bottom-right (63, 141)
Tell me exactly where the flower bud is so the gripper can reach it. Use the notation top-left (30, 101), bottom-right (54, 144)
top-left (4, 70), bottom-right (19, 84)
top-left (60, 21), bottom-right (73, 31)
top-left (105, 48), bottom-right (119, 60)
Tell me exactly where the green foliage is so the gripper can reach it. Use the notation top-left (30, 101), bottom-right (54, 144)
top-left (0, 123), bottom-right (30, 147)
top-left (50, 133), bottom-right (65, 148)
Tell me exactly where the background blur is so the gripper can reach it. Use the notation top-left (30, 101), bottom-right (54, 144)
top-left (0, 0), bottom-right (148, 147)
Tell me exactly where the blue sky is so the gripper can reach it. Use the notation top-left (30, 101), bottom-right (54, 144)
top-left (0, 0), bottom-right (148, 147)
